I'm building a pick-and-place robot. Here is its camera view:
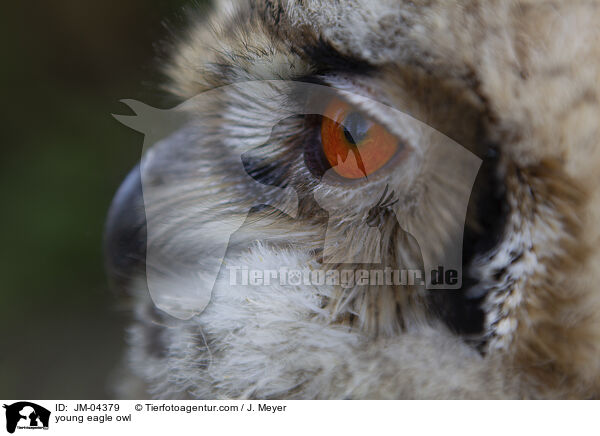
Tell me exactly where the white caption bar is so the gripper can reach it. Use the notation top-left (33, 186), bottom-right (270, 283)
top-left (0, 400), bottom-right (594, 436)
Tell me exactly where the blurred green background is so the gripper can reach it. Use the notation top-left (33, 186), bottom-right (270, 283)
top-left (0, 0), bottom-right (207, 398)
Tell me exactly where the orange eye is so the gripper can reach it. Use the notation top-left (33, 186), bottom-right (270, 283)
top-left (320, 99), bottom-right (399, 179)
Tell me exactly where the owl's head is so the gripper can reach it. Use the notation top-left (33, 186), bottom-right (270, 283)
top-left (106, 0), bottom-right (600, 398)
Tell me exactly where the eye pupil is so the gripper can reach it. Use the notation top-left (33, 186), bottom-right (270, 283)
top-left (319, 98), bottom-right (401, 180)
top-left (342, 112), bottom-right (371, 145)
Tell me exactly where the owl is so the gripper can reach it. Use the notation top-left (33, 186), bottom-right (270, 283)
top-left (105, 0), bottom-right (600, 399)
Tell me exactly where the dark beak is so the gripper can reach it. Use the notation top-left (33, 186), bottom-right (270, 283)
top-left (104, 164), bottom-right (147, 292)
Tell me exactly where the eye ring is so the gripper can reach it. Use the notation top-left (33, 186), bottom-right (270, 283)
top-left (320, 98), bottom-right (400, 180)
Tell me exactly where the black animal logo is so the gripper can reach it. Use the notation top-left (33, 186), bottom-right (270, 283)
top-left (3, 402), bottom-right (50, 434)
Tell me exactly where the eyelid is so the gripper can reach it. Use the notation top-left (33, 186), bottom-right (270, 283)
top-left (308, 75), bottom-right (411, 142)
top-left (294, 78), bottom-right (423, 183)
